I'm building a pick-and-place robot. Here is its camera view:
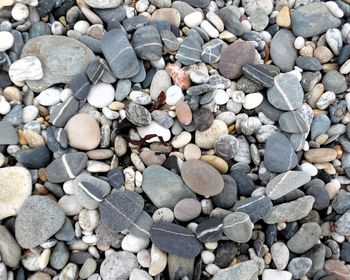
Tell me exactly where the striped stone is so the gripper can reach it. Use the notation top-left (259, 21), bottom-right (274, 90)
top-left (50, 96), bottom-right (79, 127)
top-left (233, 196), bottom-right (273, 223)
top-left (279, 110), bottom-right (310, 134)
top-left (196, 218), bottom-right (223, 242)
top-left (223, 212), bottom-right (253, 243)
top-left (85, 59), bottom-right (104, 84)
top-left (70, 72), bottom-right (91, 102)
top-left (131, 25), bottom-right (162, 61)
top-left (242, 63), bottom-right (274, 88)
top-left (175, 36), bottom-right (202, 66)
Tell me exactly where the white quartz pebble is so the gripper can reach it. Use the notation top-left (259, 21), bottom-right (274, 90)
top-left (300, 162), bottom-right (318, 177)
top-left (184, 11), bottom-right (203, 27)
top-left (325, 1), bottom-right (344, 18)
top-left (137, 121), bottom-right (171, 143)
top-left (201, 20), bottom-right (219, 38)
top-left (36, 87), bottom-right (61, 106)
top-left (121, 234), bottom-right (149, 253)
top-left (165, 85), bottom-right (184, 105)
top-left (87, 83), bottom-right (114, 108)
top-left (11, 3), bottom-right (29, 21)
top-left (74, 20), bottom-right (90, 35)
top-left (294, 36), bottom-right (305, 50)
top-left (9, 56), bottom-right (43, 86)
top-left (214, 89), bottom-right (229, 105)
top-left (22, 105), bottom-right (39, 123)
top-left (243, 92), bottom-right (263, 109)
top-left (0, 31), bottom-right (14, 52)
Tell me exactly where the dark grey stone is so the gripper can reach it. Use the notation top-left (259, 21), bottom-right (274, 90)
top-left (332, 192), bottom-right (350, 214)
top-left (323, 70), bottom-right (347, 94)
top-left (15, 146), bottom-right (52, 169)
top-left (201, 39), bottom-right (223, 64)
top-left (50, 242), bottom-right (69, 270)
top-left (215, 241), bottom-right (237, 268)
top-left (304, 244), bottom-right (326, 278)
top-left (230, 169), bottom-right (255, 196)
top-left (127, 210), bottom-right (153, 238)
top-left (310, 115), bottom-right (331, 140)
top-left (125, 102), bottom-right (152, 127)
top-left (3, 105), bottom-right (22, 126)
top-left (242, 63), bottom-right (274, 88)
top-left (175, 36), bottom-right (202, 65)
top-left (85, 59), bottom-right (105, 84)
top-left (70, 72), bottom-right (91, 102)
top-left (50, 96), bottom-right (79, 127)
top-left (279, 110), bottom-right (309, 134)
top-left (329, 100), bottom-right (347, 123)
top-left (150, 222), bottom-right (202, 258)
top-left (217, 6), bottom-right (244, 36)
top-left (107, 168), bottom-right (124, 189)
top-left (29, 22), bottom-right (51, 39)
top-left (130, 60), bottom-right (146, 83)
top-left (306, 185), bottom-right (330, 210)
top-left (122, 15), bottom-right (148, 32)
top-left (195, 218), bottom-right (223, 242)
top-left (160, 30), bottom-right (180, 51)
top-left (233, 196), bottom-right (273, 223)
top-left (296, 56), bottom-right (322, 71)
top-left (131, 25), bottom-right (162, 60)
top-left (94, 6), bottom-right (126, 28)
top-left (55, 217), bottom-right (75, 241)
top-left (340, 242), bottom-right (350, 263)
top-left (180, 0), bottom-right (210, 8)
top-left (0, 121), bottom-right (18, 145)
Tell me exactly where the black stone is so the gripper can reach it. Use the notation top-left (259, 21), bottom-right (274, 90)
top-left (70, 72), bottom-right (91, 102)
top-left (281, 222), bottom-right (299, 240)
top-left (265, 224), bottom-right (278, 247)
top-left (15, 146), bottom-right (52, 169)
top-left (107, 168), bottom-right (124, 189)
top-left (306, 185), bottom-right (330, 210)
top-left (0, 71), bottom-right (12, 88)
top-left (230, 169), bottom-right (255, 196)
top-left (163, 156), bottom-right (182, 175)
top-left (212, 175), bottom-right (237, 209)
top-left (338, 44), bottom-right (350, 65)
top-left (214, 241), bottom-right (237, 268)
top-left (233, 196), bottom-right (273, 223)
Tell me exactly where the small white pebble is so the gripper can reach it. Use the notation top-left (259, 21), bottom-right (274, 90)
top-left (201, 251), bottom-right (215, 264)
top-left (300, 162), bottom-right (318, 176)
top-left (205, 242), bottom-right (218, 250)
top-left (0, 31), bottom-right (14, 52)
top-left (0, 96), bottom-right (11, 115)
top-left (214, 89), bottom-right (229, 105)
top-left (294, 36), bottom-right (305, 49)
top-left (11, 3), bottom-right (29, 21)
top-left (205, 263), bottom-right (220, 275)
top-left (325, 1), bottom-right (344, 18)
top-left (51, 21), bottom-right (65, 35)
top-left (74, 20), bottom-right (90, 35)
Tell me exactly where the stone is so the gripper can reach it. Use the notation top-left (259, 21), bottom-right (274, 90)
top-left (128, 210), bottom-right (153, 238)
top-left (160, 30), bottom-right (180, 51)
top-left (230, 169), bottom-right (255, 196)
top-left (9, 56), bottom-right (43, 86)
top-left (0, 166), bottom-right (31, 220)
top-left (219, 40), bottom-right (256, 79)
top-left (0, 225), bottom-right (21, 268)
top-left (324, 259), bottom-right (350, 280)
top-left (46, 152), bottom-right (88, 183)
top-left (304, 148), bottom-right (337, 163)
top-left (0, 31), bottom-right (14, 52)
top-left (142, 165), bottom-right (195, 208)
top-left (168, 254), bottom-right (194, 280)
top-left (15, 146), bottom-right (52, 169)
top-left (180, 0), bottom-right (209, 8)
top-left (99, 190), bottom-right (144, 233)
top-left (195, 119), bottom-right (228, 149)
top-left (217, 6), bottom-right (244, 36)
top-left (174, 198), bottom-right (201, 222)
top-left (101, 29), bottom-right (139, 79)
top-left (264, 196), bottom-right (315, 224)
top-left (335, 209), bottom-right (350, 235)
top-left (323, 70), bottom-right (347, 94)
top-left (341, 243), bottom-right (350, 263)
top-left (242, 64), bottom-right (273, 88)
top-left (126, 102), bottom-right (152, 127)
top-left (21, 36), bottom-right (95, 92)
top-left (332, 192), bottom-right (350, 214)
top-left (15, 195), bottom-right (65, 249)
top-left (201, 39), bottom-right (223, 64)
top-left (50, 242), bottom-right (69, 270)
top-left (214, 135), bottom-right (239, 160)
top-left (132, 25), bottom-right (162, 61)
top-left (233, 196), bottom-right (273, 223)
top-left (180, 159), bottom-right (224, 196)
top-left (266, 171), bottom-right (311, 200)
top-left (262, 270), bottom-right (292, 280)
top-left (70, 72), bottom-right (91, 102)
top-left (212, 260), bottom-right (259, 280)
top-left (107, 168), bottom-right (124, 189)
top-left (87, 82), bottom-right (114, 108)
top-left (150, 70), bottom-right (172, 100)
top-left (79, 258), bottom-right (97, 279)
top-left (193, 107), bottom-right (214, 132)
top-left (137, 121), bottom-right (171, 143)
top-left (264, 133), bottom-right (298, 173)
top-left (271, 242), bottom-right (289, 270)
top-left (84, 0), bottom-right (121, 8)
top-left (291, 2), bottom-right (341, 37)
top-left (175, 36), bottom-right (202, 66)
top-left (150, 222), bottom-right (202, 258)
top-left (151, 8), bottom-right (181, 27)
top-left (65, 113), bottom-right (100, 150)
top-left (86, 59), bottom-right (105, 84)
top-left (295, 56), bottom-right (322, 71)
top-left (267, 73), bottom-right (303, 111)
top-left (306, 185), bottom-right (330, 210)
top-left (121, 234), bottom-right (149, 253)
top-left (223, 212), bottom-right (253, 243)
top-left (287, 257), bottom-right (312, 279)
top-left (270, 29), bottom-right (297, 72)
top-left (50, 96), bottom-right (79, 128)
top-left (311, 115), bottom-right (331, 140)
top-left (100, 251), bottom-right (138, 280)
top-left (0, 121), bottom-right (18, 145)
top-left (287, 222), bottom-right (321, 254)
top-left (196, 218), bottom-right (223, 242)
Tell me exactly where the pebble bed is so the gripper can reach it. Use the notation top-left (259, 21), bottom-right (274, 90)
top-left (1, 0), bottom-right (350, 279)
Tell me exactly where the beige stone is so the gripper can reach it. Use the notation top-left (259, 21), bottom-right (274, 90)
top-left (304, 148), bottom-right (337, 163)
top-left (276, 6), bottom-right (291, 28)
top-left (23, 129), bottom-right (45, 148)
top-left (200, 155), bottom-right (228, 174)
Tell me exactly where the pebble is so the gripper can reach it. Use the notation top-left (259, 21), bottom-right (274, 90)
top-left (322, 70), bottom-right (347, 94)
top-left (137, 121), bottom-right (171, 143)
top-left (195, 119), bottom-right (228, 149)
top-left (264, 132), bottom-right (298, 173)
top-left (304, 148), bottom-right (337, 163)
top-left (262, 269), bottom-right (292, 280)
top-left (181, 159), bottom-right (224, 196)
top-left (264, 196), bottom-right (315, 224)
top-left (0, 225), bottom-right (21, 268)
top-left (151, 8), bottom-right (181, 27)
top-left (335, 209), bottom-right (350, 235)
top-left (267, 73), bottom-right (303, 111)
top-left (142, 165), bottom-right (195, 208)
top-left (271, 242), bottom-right (289, 270)
top-left (324, 259), bottom-right (350, 280)
top-left (193, 107), bottom-right (214, 132)
top-left (184, 11), bottom-right (203, 27)
top-left (87, 82), bottom-right (114, 108)
top-left (126, 102), bottom-right (152, 127)
top-left (99, 190), bottom-right (144, 232)
top-left (0, 166), bottom-right (31, 220)
top-left (287, 257), bottom-right (312, 279)
top-left (233, 196), bottom-right (273, 223)
top-left (175, 100), bottom-right (192, 125)
top-left (0, 121), bottom-right (18, 145)
top-left (15, 195), bottom-right (65, 249)
top-left (212, 260), bottom-right (259, 280)
top-left (175, 36), bottom-right (202, 66)
top-left (287, 222), bottom-right (321, 254)
top-left (223, 212), bottom-right (253, 243)
top-left (150, 222), bottom-right (202, 258)
top-left (174, 198), bottom-right (201, 221)
top-left (0, 31), bottom-right (14, 52)
top-left (196, 218), bottom-right (223, 242)
top-left (132, 25), bottom-right (162, 60)
top-left (219, 40), bottom-right (256, 79)
top-left (266, 171), bottom-right (311, 200)
top-left (21, 35), bottom-right (95, 92)
top-left (9, 56), bottom-right (43, 86)
top-left (100, 252), bottom-right (138, 280)
top-left (121, 234), bottom-right (149, 253)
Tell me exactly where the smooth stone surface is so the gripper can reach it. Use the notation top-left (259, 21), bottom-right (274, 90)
top-left (174, 198), bottom-right (201, 221)
top-left (212, 175), bottom-right (237, 209)
top-left (271, 242), bottom-right (289, 270)
top-left (180, 159), bottom-right (224, 196)
top-left (324, 259), bottom-right (350, 280)
top-left (264, 133), bottom-right (298, 173)
top-left (65, 113), bottom-right (100, 150)
top-left (0, 121), bottom-right (18, 145)
top-left (212, 260), bottom-right (259, 280)
top-left (142, 165), bottom-right (195, 208)
top-left (137, 121), bottom-right (171, 143)
top-left (287, 257), bottom-right (312, 279)
top-left (264, 196), bottom-right (315, 224)
top-left (151, 8), bottom-right (181, 27)
top-left (287, 222), bottom-right (321, 254)
top-left (0, 225), bottom-right (21, 268)
top-left (196, 218), bottom-right (223, 242)
top-left (84, 0), bottom-right (122, 8)
top-left (233, 196), bottom-right (273, 223)
top-left (291, 2), bottom-right (341, 38)
top-left (193, 107), bottom-right (214, 132)
top-left (217, 6), bottom-right (245, 36)
top-left (242, 64), bottom-right (274, 88)
top-left (150, 222), bottom-right (202, 258)
top-left (267, 73), bottom-right (303, 111)
top-left (279, 110), bottom-right (310, 134)
top-left (195, 119), bottom-right (228, 149)
top-left (87, 82), bottom-right (115, 108)
top-left (270, 29), bottom-right (297, 72)
top-left (0, 166), bottom-right (32, 220)
top-left (262, 270), bottom-right (292, 280)
top-left (131, 25), bottom-right (162, 61)
top-left (50, 96), bottom-right (79, 128)
top-left (323, 70), bottom-right (347, 94)
top-left (304, 148), bottom-right (337, 163)
top-left (21, 36), bottom-right (95, 92)
top-left (99, 190), bottom-right (144, 233)
top-left (15, 146), bottom-right (52, 169)
top-left (266, 171), bottom-right (311, 200)
top-left (15, 195), bottom-right (65, 249)
top-left (223, 212), bottom-right (253, 243)
top-left (175, 36), bottom-right (202, 66)
top-left (101, 29), bottom-right (139, 79)
top-left (126, 102), bottom-right (152, 127)
top-left (335, 210), bottom-right (350, 235)
top-left (46, 152), bottom-right (88, 183)
top-left (219, 41), bottom-right (256, 79)
top-left (100, 251), bottom-right (138, 280)
top-left (9, 56), bottom-right (43, 86)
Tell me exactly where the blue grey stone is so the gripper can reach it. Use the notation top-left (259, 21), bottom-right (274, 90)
top-left (0, 121), bottom-right (18, 145)
top-left (233, 196), bottom-right (273, 223)
top-left (332, 192), bottom-right (350, 214)
top-left (201, 39), bottom-right (223, 64)
top-left (323, 70), bottom-right (347, 94)
top-left (131, 25), bottom-right (162, 61)
top-left (175, 36), bottom-right (202, 65)
top-left (296, 56), bottom-right (322, 71)
top-left (50, 96), bottom-right (79, 127)
top-left (15, 146), bottom-right (52, 169)
top-left (160, 30), bottom-right (180, 51)
top-left (70, 72), bottom-right (91, 102)
top-left (130, 60), bottom-right (146, 83)
top-left (122, 15), bottom-right (148, 32)
top-left (2, 105), bottom-right (22, 126)
top-left (115, 79), bottom-right (132, 101)
top-left (180, 0), bottom-right (210, 8)
top-left (287, 257), bottom-right (313, 279)
top-left (310, 115), bottom-right (331, 140)
top-left (217, 6), bottom-right (245, 37)
top-left (292, 2), bottom-right (341, 37)
top-left (279, 110), bottom-right (309, 134)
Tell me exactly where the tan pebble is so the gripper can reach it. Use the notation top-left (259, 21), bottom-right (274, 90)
top-left (139, 149), bottom-right (166, 166)
top-left (264, 252), bottom-right (272, 265)
top-left (228, 258), bottom-right (238, 266)
top-left (130, 152), bottom-right (145, 172)
top-left (33, 183), bottom-right (48, 195)
top-left (315, 133), bottom-right (329, 145)
top-left (175, 100), bottom-right (192, 125)
top-left (307, 83), bottom-right (324, 108)
top-left (304, 148), bottom-right (337, 163)
top-left (23, 130), bottom-right (45, 148)
top-left (313, 46), bottom-right (334, 63)
top-left (322, 63), bottom-right (338, 72)
top-left (323, 163), bottom-right (336, 175)
top-left (149, 142), bottom-right (173, 153)
top-left (184, 143), bottom-right (201, 160)
top-left (123, 166), bottom-right (135, 191)
top-left (151, 8), bottom-right (181, 28)
top-left (114, 135), bottom-right (128, 157)
top-left (169, 151), bottom-right (184, 160)
top-left (0, 0), bottom-right (15, 8)
top-left (200, 155), bottom-right (228, 174)
top-left (28, 272), bottom-right (51, 280)
top-left (59, 16), bottom-right (67, 26)
top-left (300, 276), bottom-right (308, 280)
top-left (39, 248), bottom-right (50, 270)
top-left (149, 245), bottom-right (167, 276)
top-left (108, 101), bottom-right (125, 110)
top-left (336, 144), bottom-right (343, 159)
top-left (38, 105), bottom-right (49, 117)
top-left (18, 130), bottom-right (27, 145)
top-left (277, 222), bottom-right (287, 230)
top-left (3, 86), bottom-right (22, 102)
top-left (228, 124), bottom-right (235, 134)
top-left (38, 168), bottom-right (47, 182)
top-left (312, 109), bottom-right (328, 117)
top-left (276, 6), bottom-right (291, 27)
top-left (299, 45), bottom-right (313, 56)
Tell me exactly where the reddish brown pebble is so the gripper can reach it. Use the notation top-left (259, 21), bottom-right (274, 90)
top-left (175, 100), bottom-right (192, 125)
top-left (165, 63), bottom-right (191, 90)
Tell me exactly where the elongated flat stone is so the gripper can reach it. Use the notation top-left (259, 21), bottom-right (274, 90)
top-left (150, 222), bottom-right (202, 258)
top-left (335, 210), bottom-right (350, 235)
top-left (50, 96), bottom-right (79, 128)
top-left (287, 222), bottom-right (321, 254)
top-left (99, 190), bottom-right (144, 232)
top-left (242, 63), bottom-right (274, 87)
top-left (304, 148), bottom-right (337, 163)
top-left (21, 36), bottom-right (95, 92)
top-left (264, 196), bottom-right (315, 224)
top-left (70, 72), bottom-right (91, 102)
top-left (131, 25), bottom-right (162, 60)
top-left (233, 196), bottom-right (273, 223)
top-left (266, 171), bottom-right (311, 200)
top-left (279, 110), bottom-right (310, 134)
top-left (101, 29), bottom-right (139, 79)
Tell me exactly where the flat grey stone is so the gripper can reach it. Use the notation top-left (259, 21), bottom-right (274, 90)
top-left (50, 96), bottom-right (79, 128)
top-left (266, 171), bottom-right (311, 200)
top-left (279, 110), bottom-right (310, 134)
top-left (131, 25), bottom-right (162, 60)
top-left (0, 225), bottom-right (21, 268)
top-left (127, 210), bottom-right (153, 238)
top-left (50, 241), bottom-right (69, 270)
top-left (196, 217), bottom-right (223, 242)
top-left (212, 175), bottom-right (237, 209)
top-left (168, 254), bottom-right (194, 280)
top-left (101, 29), bottom-right (139, 79)
top-left (180, 0), bottom-right (210, 8)
top-left (142, 165), bottom-right (196, 208)
top-left (287, 257), bottom-right (312, 279)
top-left (296, 56), bottom-right (322, 71)
top-left (322, 70), bottom-right (347, 94)
top-left (15, 195), bottom-right (65, 249)
top-left (287, 222), bottom-right (321, 254)
top-left (201, 39), bottom-right (223, 64)
top-left (21, 36), bottom-right (95, 92)
top-left (160, 29), bottom-right (180, 51)
top-left (217, 6), bottom-right (245, 37)
top-left (291, 2), bottom-right (341, 38)
top-left (175, 36), bottom-right (202, 65)
top-left (0, 121), bottom-right (18, 145)
top-left (223, 212), bottom-right (253, 243)
top-left (310, 115), bottom-right (331, 140)
top-left (335, 209), bottom-right (350, 235)
top-left (242, 63), bottom-right (274, 88)
top-left (212, 260), bottom-right (259, 280)
top-left (115, 79), bottom-right (132, 101)
top-left (233, 196), bottom-right (272, 223)
top-left (100, 251), bottom-right (138, 280)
